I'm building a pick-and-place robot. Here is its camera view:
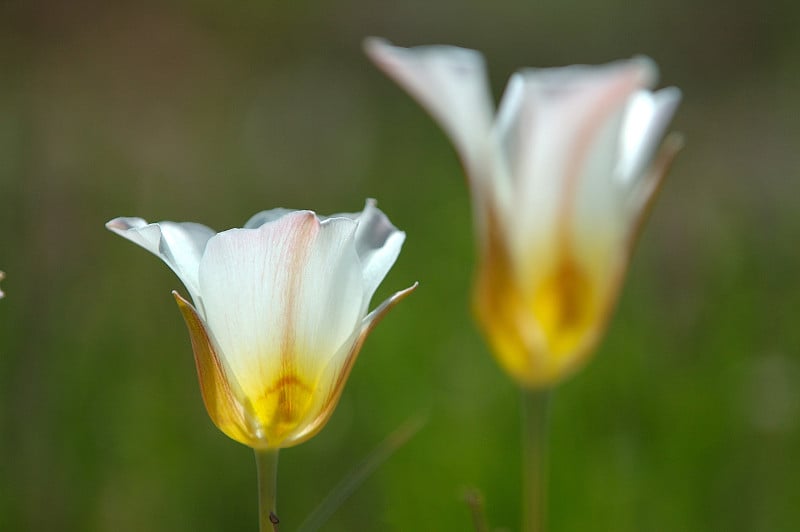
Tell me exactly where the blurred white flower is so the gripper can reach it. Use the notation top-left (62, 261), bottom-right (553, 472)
top-left (0, 271), bottom-right (4, 299)
top-left (107, 200), bottom-right (414, 449)
top-left (366, 39), bottom-right (681, 388)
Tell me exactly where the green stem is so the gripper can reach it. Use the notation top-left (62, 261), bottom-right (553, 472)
top-left (521, 389), bottom-right (551, 532)
top-left (255, 448), bottom-right (280, 532)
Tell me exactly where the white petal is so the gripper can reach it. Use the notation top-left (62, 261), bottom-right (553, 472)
top-left (243, 208), bottom-right (299, 229)
top-left (506, 58), bottom-right (657, 280)
top-left (616, 87), bottom-right (682, 216)
top-left (364, 38), bottom-right (495, 180)
top-left (493, 72), bottom-right (526, 159)
top-left (325, 199), bottom-right (406, 311)
top-left (106, 217), bottom-right (216, 306)
top-left (286, 282), bottom-right (418, 445)
top-left (198, 211), bottom-right (365, 401)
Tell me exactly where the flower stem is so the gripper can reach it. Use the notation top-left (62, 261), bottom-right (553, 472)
top-left (521, 389), bottom-right (551, 532)
top-left (255, 448), bottom-right (280, 532)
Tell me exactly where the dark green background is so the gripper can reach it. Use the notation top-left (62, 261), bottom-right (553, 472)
top-left (1, 0), bottom-right (799, 530)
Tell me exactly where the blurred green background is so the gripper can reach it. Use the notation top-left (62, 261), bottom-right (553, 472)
top-left (1, 0), bottom-right (799, 530)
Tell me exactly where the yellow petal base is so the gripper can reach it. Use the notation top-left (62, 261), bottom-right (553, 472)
top-left (175, 291), bottom-right (326, 448)
top-left (173, 284), bottom-right (417, 449)
top-left (249, 372), bottom-right (316, 446)
top-left (473, 225), bottom-right (605, 388)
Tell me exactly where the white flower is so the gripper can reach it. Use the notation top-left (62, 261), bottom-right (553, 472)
top-left (366, 39), bottom-right (681, 388)
top-left (107, 200), bottom-right (415, 448)
top-left (0, 271), bottom-right (4, 299)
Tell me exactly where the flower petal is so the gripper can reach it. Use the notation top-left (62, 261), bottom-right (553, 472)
top-left (198, 211), bottom-right (366, 446)
top-left (327, 199), bottom-right (406, 312)
top-left (245, 202), bottom-right (405, 310)
top-left (616, 87), bottom-right (682, 187)
top-left (0, 271), bottom-right (5, 299)
top-left (173, 291), bottom-right (258, 447)
top-left (106, 217), bottom-right (216, 307)
top-left (365, 38), bottom-right (508, 250)
top-left (243, 208), bottom-right (299, 229)
top-left (364, 38), bottom-right (495, 181)
top-left (284, 282), bottom-right (418, 446)
top-left (504, 58), bottom-right (657, 282)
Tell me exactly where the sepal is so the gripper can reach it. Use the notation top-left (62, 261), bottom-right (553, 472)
top-left (173, 291), bottom-right (259, 447)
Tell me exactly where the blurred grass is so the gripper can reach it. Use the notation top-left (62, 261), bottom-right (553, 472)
top-left (1, 0), bottom-right (800, 530)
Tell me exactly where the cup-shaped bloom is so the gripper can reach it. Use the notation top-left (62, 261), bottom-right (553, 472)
top-left (107, 200), bottom-right (414, 449)
top-left (366, 39), bottom-right (681, 388)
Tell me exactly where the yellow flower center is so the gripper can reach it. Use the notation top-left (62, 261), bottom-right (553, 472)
top-left (531, 254), bottom-right (596, 360)
top-left (251, 371), bottom-right (315, 446)
top-left (473, 218), bottom-right (604, 388)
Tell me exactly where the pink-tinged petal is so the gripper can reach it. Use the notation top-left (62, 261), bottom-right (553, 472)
top-left (173, 291), bottom-right (259, 447)
top-left (364, 38), bottom-right (495, 181)
top-left (246, 201), bottom-right (406, 315)
top-left (243, 208), bottom-right (299, 229)
top-left (197, 211), bottom-right (365, 446)
top-left (283, 282), bottom-right (418, 447)
top-left (106, 217), bottom-right (216, 307)
top-left (0, 271), bottom-right (5, 299)
top-left (505, 59), bottom-right (657, 282)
